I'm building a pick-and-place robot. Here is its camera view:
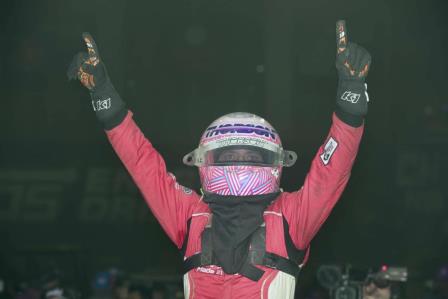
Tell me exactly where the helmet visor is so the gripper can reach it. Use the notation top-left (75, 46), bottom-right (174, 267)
top-left (183, 145), bottom-right (297, 167)
top-left (208, 145), bottom-right (278, 166)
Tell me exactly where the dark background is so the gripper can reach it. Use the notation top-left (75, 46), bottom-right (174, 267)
top-left (0, 0), bottom-right (447, 297)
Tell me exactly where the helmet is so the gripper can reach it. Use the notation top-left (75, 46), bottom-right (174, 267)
top-left (183, 112), bottom-right (297, 196)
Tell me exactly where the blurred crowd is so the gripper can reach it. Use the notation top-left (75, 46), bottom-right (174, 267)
top-left (0, 268), bottom-right (183, 299)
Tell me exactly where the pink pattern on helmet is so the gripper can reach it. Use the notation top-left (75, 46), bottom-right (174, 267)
top-left (199, 165), bottom-right (281, 196)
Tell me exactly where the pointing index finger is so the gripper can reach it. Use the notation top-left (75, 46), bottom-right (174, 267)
top-left (336, 20), bottom-right (348, 54)
top-left (82, 32), bottom-right (100, 66)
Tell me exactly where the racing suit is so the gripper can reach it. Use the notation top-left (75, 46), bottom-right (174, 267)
top-left (106, 111), bottom-right (364, 299)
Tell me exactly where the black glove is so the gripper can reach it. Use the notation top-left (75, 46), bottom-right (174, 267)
top-left (67, 33), bottom-right (127, 130)
top-left (335, 20), bottom-right (372, 127)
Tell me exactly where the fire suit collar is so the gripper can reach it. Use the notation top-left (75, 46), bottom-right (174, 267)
top-left (202, 192), bottom-right (280, 275)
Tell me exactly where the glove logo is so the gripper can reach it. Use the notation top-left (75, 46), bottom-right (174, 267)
top-left (92, 98), bottom-right (111, 111)
top-left (341, 91), bottom-right (361, 103)
top-left (320, 137), bottom-right (338, 166)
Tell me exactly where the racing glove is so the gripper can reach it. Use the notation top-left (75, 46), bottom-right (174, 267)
top-left (335, 20), bottom-right (372, 127)
top-left (67, 33), bottom-right (127, 130)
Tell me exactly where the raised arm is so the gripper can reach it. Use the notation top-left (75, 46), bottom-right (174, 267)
top-left (106, 112), bottom-right (200, 247)
top-left (67, 33), bottom-right (200, 247)
top-left (282, 20), bottom-right (371, 249)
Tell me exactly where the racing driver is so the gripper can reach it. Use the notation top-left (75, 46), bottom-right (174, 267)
top-left (67, 20), bottom-right (372, 299)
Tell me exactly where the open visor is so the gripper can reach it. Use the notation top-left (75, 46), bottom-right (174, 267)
top-left (183, 145), bottom-right (297, 167)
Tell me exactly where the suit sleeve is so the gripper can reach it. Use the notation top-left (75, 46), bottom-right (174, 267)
top-left (281, 113), bottom-right (364, 249)
top-left (106, 111), bottom-right (200, 248)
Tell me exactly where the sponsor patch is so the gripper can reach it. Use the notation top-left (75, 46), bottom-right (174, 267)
top-left (204, 123), bottom-right (278, 141)
top-left (320, 137), bottom-right (338, 165)
top-left (195, 266), bottom-right (224, 276)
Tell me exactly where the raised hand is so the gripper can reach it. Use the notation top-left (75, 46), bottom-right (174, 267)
top-left (335, 21), bottom-right (371, 81)
top-left (67, 33), bottom-right (126, 129)
top-left (67, 32), bottom-right (108, 91)
top-left (335, 20), bottom-right (372, 125)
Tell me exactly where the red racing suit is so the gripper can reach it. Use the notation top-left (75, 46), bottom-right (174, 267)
top-left (106, 111), bottom-right (364, 299)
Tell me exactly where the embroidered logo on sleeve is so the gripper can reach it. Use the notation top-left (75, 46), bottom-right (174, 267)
top-left (320, 137), bottom-right (338, 165)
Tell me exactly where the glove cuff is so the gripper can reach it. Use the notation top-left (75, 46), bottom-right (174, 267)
top-left (336, 79), bottom-right (368, 119)
top-left (103, 108), bottom-right (128, 130)
top-left (337, 79), bottom-right (366, 95)
top-left (335, 107), bottom-right (364, 127)
top-left (90, 81), bottom-right (127, 130)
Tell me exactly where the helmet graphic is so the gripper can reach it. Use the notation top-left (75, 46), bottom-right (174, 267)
top-left (183, 112), bottom-right (297, 196)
